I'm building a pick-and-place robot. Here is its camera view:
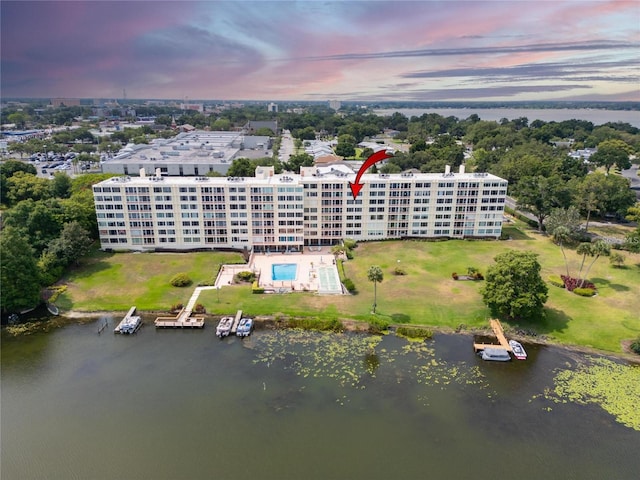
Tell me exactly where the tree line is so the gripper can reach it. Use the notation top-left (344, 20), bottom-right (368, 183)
top-left (0, 160), bottom-right (107, 314)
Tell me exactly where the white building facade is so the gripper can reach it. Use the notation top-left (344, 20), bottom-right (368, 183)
top-left (93, 166), bottom-right (507, 252)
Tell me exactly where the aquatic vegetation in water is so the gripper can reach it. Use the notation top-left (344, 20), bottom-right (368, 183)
top-left (253, 329), bottom-right (382, 388)
top-left (545, 357), bottom-right (640, 431)
top-left (252, 330), bottom-right (492, 402)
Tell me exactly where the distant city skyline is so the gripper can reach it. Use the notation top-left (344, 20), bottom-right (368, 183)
top-left (1, 1), bottom-right (639, 102)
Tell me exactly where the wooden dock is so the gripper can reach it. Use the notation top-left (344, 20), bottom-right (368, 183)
top-left (473, 319), bottom-right (512, 352)
top-left (154, 317), bottom-right (205, 328)
top-left (154, 307), bottom-right (205, 329)
top-left (115, 306), bottom-right (142, 334)
top-left (231, 310), bottom-right (243, 334)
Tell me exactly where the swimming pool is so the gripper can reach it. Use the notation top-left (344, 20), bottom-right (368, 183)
top-left (272, 263), bottom-right (297, 281)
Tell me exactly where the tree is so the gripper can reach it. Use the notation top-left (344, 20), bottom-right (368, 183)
top-left (5, 171), bottom-right (52, 206)
top-left (284, 153), bottom-right (314, 173)
top-left (1, 159), bottom-right (37, 177)
top-left (625, 203), bottom-right (640, 252)
top-left (609, 251), bottom-right (625, 268)
top-left (575, 172), bottom-right (636, 226)
top-left (335, 142), bottom-right (355, 158)
top-left (480, 250), bottom-right (548, 321)
top-left (515, 175), bottom-right (571, 232)
top-left (50, 172), bottom-right (73, 198)
top-left (545, 206), bottom-right (582, 276)
top-left (254, 127), bottom-right (274, 136)
top-left (367, 265), bottom-right (384, 314)
top-left (0, 227), bottom-right (41, 313)
top-left (590, 139), bottom-right (632, 174)
top-left (7, 111), bottom-right (28, 129)
top-left (335, 133), bottom-right (357, 158)
top-left (552, 225), bottom-right (573, 277)
top-left (227, 158), bottom-right (255, 177)
top-left (46, 221), bottom-right (93, 267)
top-left (211, 118), bottom-right (232, 130)
top-left (578, 240), bottom-right (611, 287)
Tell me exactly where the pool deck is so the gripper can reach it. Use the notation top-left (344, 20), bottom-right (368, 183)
top-left (216, 247), bottom-right (343, 294)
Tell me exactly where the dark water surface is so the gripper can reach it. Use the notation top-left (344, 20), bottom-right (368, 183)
top-left (374, 107), bottom-right (640, 127)
top-left (2, 317), bottom-right (639, 480)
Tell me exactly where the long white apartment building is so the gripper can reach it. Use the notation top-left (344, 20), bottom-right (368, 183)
top-left (92, 165), bottom-right (507, 252)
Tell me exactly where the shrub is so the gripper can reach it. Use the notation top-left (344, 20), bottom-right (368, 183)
top-left (396, 326), bottom-right (433, 339)
top-left (235, 271), bottom-right (256, 283)
top-left (367, 316), bottom-right (390, 334)
top-left (345, 249), bottom-right (354, 260)
top-left (548, 275), bottom-right (565, 288)
top-left (343, 238), bottom-right (358, 250)
top-left (193, 303), bottom-right (206, 314)
top-left (573, 287), bottom-right (596, 297)
top-left (631, 335), bottom-right (640, 355)
top-left (170, 303), bottom-right (183, 313)
top-left (561, 275), bottom-right (596, 292)
top-left (393, 266), bottom-right (406, 276)
top-left (343, 278), bottom-right (356, 293)
top-left (452, 272), bottom-right (459, 280)
top-left (170, 273), bottom-right (192, 287)
top-left (252, 280), bottom-right (264, 294)
top-left (287, 317), bottom-right (343, 332)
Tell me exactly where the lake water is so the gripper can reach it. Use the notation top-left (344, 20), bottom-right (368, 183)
top-left (2, 317), bottom-right (639, 480)
top-left (374, 108), bottom-right (640, 128)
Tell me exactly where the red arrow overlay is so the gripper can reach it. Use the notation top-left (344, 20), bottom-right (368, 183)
top-left (348, 150), bottom-right (393, 200)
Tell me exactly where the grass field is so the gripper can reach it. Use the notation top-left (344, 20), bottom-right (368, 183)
top-left (59, 222), bottom-right (640, 353)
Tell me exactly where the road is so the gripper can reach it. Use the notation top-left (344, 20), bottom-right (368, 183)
top-left (278, 129), bottom-right (295, 162)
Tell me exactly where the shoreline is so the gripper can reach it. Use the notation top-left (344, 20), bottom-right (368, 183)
top-left (36, 309), bottom-right (637, 364)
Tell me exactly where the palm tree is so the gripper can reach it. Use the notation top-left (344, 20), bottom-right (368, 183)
top-left (367, 265), bottom-right (384, 314)
top-left (552, 225), bottom-right (572, 277)
top-left (579, 240), bottom-right (610, 287)
top-left (576, 242), bottom-right (592, 281)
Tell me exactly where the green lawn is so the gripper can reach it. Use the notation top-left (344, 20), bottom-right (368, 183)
top-left (59, 249), bottom-right (245, 311)
top-left (60, 224), bottom-right (640, 353)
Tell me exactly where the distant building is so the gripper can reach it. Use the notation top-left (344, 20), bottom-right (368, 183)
top-left (100, 130), bottom-right (272, 176)
top-left (267, 102), bottom-right (278, 113)
top-left (180, 103), bottom-right (204, 113)
top-left (92, 164), bottom-right (507, 252)
top-left (51, 98), bottom-right (81, 107)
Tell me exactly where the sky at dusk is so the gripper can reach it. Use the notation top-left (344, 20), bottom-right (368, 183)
top-left (1, 0), bottom-right (639, 102)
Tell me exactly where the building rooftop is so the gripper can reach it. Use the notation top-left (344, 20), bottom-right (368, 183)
top-left (97, 164), bottom-right (506, 188)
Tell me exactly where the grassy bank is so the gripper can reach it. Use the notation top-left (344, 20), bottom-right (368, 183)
top-left (59, 223), bottom-right (640, 353)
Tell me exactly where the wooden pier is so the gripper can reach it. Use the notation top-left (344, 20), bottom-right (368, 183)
top-left (230, 310), bottom-right (243, 334)
top-left (154, 307), bottom-right (205, 329)
top-left (473, 319), bottom-right (512, 352)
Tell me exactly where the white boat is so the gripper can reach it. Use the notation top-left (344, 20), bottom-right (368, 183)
top-left (480, 347), bottom-right (511, 362)
top-left (216, 316), bottom-right (234, 338)
top-left (508, 340), bottom-right (527, 360)
top-left (117, 315), bottom-right (142, 334)
top-left (236, 317), bottom-right (253, 337)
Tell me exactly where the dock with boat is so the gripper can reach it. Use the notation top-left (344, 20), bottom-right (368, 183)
top-left (473, 319), bottom-right (512, 353)
top-left (473, 319), bottom-right (527, 360)
top-left (230, 310), bottom-right (243, 334)
top-left (114, 306), bottom-right (142, 334)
